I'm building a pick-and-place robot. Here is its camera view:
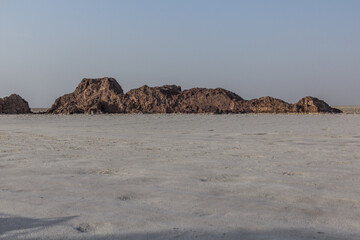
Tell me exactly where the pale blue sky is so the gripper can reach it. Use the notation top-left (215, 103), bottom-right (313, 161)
top-left (1, 0), bottom-right (359, 107)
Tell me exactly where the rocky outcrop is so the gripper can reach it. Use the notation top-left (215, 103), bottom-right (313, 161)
top-left (243, 97), bottom-right (294, 113)
top-left (295, 96), bottom-right (342, 113)
top-left (175, 88), bottom-right (244, 113)
top-left (0, 94), bottom-right (31, 114)
top-left (240, 96), bottom-right (341, 113)
top-left (118, 85), bottom-right (181, 113)
top-left (118, 86), bottom-right (244, 113)
top-left (48, 77), bottom-right (124, 114)
top-left (48, 77), bottom-right (341, 114)
top-left (48, 79), bottom-right (246, 114)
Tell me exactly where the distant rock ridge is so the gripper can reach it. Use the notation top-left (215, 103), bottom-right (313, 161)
top-left (47, 77), bottom-right (342, 114)
top-left (0, 94), bottom-right (31, 114)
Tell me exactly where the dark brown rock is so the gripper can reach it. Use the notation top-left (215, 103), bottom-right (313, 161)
top-left (295, 96), bottom-right (342, 113)
top-left (119, 86), bottom-right (244, 113)
top-left (243, 96), bottom-right (294, 113)
top-left (175, 88), bottom-right (243, 113)
top-left (48, 77), bottom-right (124, 114)
top-left (48, 77), bottom-right (341, 114)
top-left (0, 94), bottom-right (31, 114)
top-left (240, 96), bottom-right (341, 113)
top-left (118, 85), bottom-right (181, 113)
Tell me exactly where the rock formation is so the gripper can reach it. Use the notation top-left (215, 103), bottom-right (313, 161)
top-left (48, 77), bottom-right (342, 114)
top-left (295, 96), bottom-right (342, 113)
top-left (119, 86), bottom-right (244, 113)
top-left (48, 77), bottom-right (124, 114)
top-left (175, 88), bottom-right (244, 113)
top-left (118, 85), bottom-right (181, 113)
top-left (240, 96), bottom-right (342, 114)
top-left (0, 94), bottom-right (31, 114)
top-left (242, 97), bottom-right (293, 113)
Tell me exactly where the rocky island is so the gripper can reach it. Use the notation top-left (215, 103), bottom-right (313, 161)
top-left (47, 77), bottom-right (341, 114)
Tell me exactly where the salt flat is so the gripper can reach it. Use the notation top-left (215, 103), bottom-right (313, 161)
top-left (0, 114), bottom-right (359, 240)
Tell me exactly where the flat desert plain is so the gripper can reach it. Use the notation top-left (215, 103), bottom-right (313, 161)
top-left (0, 114), bottom-right (359, 240)
top-left (334, 106), bottom-right (360, 114)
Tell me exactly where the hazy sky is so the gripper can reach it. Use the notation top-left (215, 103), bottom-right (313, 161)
top-left (1, 0), bottom-right (359, 107)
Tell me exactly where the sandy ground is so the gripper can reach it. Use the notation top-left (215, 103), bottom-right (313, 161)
top-left (30, 109), bottom-right (49, 114)
top-left (0, 114), bottom-right (359, 240)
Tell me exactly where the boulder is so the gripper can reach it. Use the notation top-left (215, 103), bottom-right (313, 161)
top-left (48, 77), bottom-right (124, 114)
top-left (294, 96), bottom-right (342, 113)
top-left (0, 94), bottom-right (31, 114)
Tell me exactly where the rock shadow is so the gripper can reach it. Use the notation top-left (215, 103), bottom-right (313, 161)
top-left (0, 213), bottom-right (76, 238)
top-left (13, 228), bottom-right (360, 240)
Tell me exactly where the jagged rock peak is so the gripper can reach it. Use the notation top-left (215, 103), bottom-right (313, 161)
top-left (75, 77), bottom-right (124, 95)
top-left (47, 77), bottom-right (124, 114)
top-left (0, 94), bottom-right (31, 114)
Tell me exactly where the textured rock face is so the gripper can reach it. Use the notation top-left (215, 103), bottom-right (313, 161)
top-left (240, 96), bottom-right (341, 113)
top-left (175, 88), bottom-right (243, 113)
top-left (0, 94), bottom-right (31, 114)
top-left (243, 97), bottom-right (294, 113)
top-left (295, 96), bottom-right (342, 113)
top-left (48, 77), bottom-right (124, 114)
top-left (119, 85), bottom-right (181, 113)
top-left (48, 77), bottom-right (341, 114)
top-left (119, 86), bottom-right (244, 113)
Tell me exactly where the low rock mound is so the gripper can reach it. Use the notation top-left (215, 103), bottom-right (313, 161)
top-left (119, 85), bottom-right (181, 113)
top-left (295, 96), bottom-right (342, 113)
top-left (243, 97), bottom-right (293, 113)
top-left (176, 88), bottom-right (243, 113)
top-left (0, 94), bottom-right (31, 114)
top-left (242, 96), bottom-right (341, 113)
top-left (119, 86), bottom-right (244, 113)
top-left (48, 77), bottom-right (341, 114)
